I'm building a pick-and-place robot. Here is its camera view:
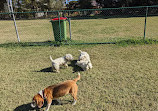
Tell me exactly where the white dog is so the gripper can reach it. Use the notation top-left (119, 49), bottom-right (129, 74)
top-left (76, 50), bottom-right (92, 71)
top-left (76, 60), bottom-right (90, 71)
top-left (50, 54), bottom-right (73, 73)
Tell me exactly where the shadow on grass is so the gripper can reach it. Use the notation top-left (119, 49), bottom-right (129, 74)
top-left (14, 103), bottom-right (35, 111)
top-left (38, 67), bottom-right (52, 73)
top-left (37, 60), bottom-right (83, 73)
top-left (0, 41), bottom-right (60, 48)
top-left (69, 60), bottom-right (84, 73)
top-left (0, 39), bottom-right (83, 48)
top-left (0, 39), bottom-right (158, 48)
top-left (116, 39), bottom-right (158, 46)
top-left (14, 100), bottom-right (72, 111)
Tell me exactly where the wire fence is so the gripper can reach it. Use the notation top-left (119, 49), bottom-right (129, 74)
top-left (0, 6), bottom-right (158, 45)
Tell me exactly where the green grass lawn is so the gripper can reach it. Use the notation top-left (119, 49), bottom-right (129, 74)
top-left (0, 44), bottom-right (158, 111)
top-left (0, 16), bottom-right (157, 44)
top-left (0, 17), bottom-right (158, 111)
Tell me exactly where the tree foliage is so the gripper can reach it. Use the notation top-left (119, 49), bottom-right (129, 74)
top-left (1, 0), bottom-right (158, 13)
top-left (66, 1), bottom-right (79, 10)
top-left (0, 0), bottom-right (6, 12)
top-left (96, 0), bottom-right (158, 8)
top-left (1, 0), bottom-right (64, 12)
top-left (79, 0), bottom-right (93, 9)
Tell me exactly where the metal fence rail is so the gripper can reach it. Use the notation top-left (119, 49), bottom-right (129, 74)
top-left (0, 6), bottom-right (158, 45)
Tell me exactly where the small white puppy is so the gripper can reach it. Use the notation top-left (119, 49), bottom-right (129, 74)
top-left (50, 54), bottom-right (73, 73)
top-left (76, 50), bottom-right (92, 71)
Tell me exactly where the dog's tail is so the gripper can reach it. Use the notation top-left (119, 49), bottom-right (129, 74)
top-left (73, 72), bottom-right (80, 82)
top-left (78, 50), bottom-right (82, 53)
top-left (50, 55), bottom-right (54, 62)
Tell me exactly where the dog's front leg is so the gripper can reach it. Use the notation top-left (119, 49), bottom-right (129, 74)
top-left (45, 98), bottom-right (52, 111)
top-left (45, 104), bottom-right (51, 111)
top-left (64, 63), bottom-right (68, 68)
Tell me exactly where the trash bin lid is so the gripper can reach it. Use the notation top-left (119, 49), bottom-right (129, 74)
top-left (52, 17), bottom-right (67, 21)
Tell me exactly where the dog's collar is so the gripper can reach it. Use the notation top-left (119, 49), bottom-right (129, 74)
top-left (38, 90), bottom-right (45, 99)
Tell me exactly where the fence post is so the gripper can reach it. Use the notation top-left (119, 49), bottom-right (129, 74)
top-left (144, 6), bottom-right (148, 40)
top-left (7, 0), bottom-right (20, 42)
top-left (57, 11), bottom-right (62, 42)
top-left (68, 18), bottom-right (72, 40)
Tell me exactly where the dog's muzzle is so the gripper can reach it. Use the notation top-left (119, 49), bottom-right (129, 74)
top-left (31, 102), bottom-right (36, 108)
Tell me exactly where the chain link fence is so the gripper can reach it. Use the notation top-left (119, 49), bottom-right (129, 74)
top-left (0, 6), bottom-right (158, 45)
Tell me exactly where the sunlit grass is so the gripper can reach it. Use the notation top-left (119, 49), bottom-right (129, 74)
top-left (0, 16), bottom-right (157, 44)
top-left (0, 44), bottom-right (158, 111)
top-left (0, 16), bottom-right (158, 111)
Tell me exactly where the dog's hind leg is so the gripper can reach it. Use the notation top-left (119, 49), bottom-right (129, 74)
top-left (51, 66), bottom-right (54, 72)
top-left (54, 64), bottom-right (60, 73)
top-left (88, 62), bottom-right (93, 69)
top-left (70, 86), bottom-right (78, 105)
top-left (72, 98), bottom-right (77, 105)
top-left (55, 99), bottom-right (63, 105)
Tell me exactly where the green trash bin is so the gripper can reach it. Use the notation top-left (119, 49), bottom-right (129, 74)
top-left (50, 17), bottom-right (67, 41)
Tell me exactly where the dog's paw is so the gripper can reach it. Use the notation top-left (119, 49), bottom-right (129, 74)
top-left (72, 100), bottom-right (76, 105)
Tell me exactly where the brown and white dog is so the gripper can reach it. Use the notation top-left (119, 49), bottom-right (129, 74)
top-left (31, 73), bottom-right (80, 111)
